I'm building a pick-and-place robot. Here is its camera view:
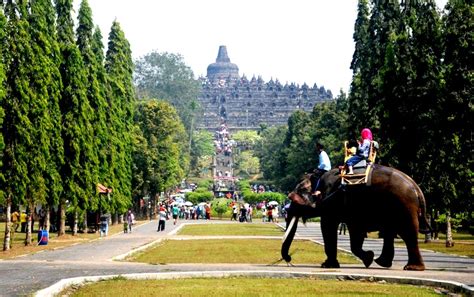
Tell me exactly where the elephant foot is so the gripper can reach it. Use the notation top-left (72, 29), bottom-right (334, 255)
top-left (375, 256), bottom-right (392, 268)
top-left (321, 259), bottom-right (340, 268)
top-left (403, 263), bottom-right (425, 271)
top-left (362, 251), bottom-right (374, 268)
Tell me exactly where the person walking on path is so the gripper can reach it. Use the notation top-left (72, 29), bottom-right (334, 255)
top-left (100, 213), bottom-right (109, 237)
top-left (172, 204), bottom-right (179, 225)
top-left (231, 205), bottom-right (238, 221)
top-left (157, 206), bottom-right (167, 231)
top-left (126, 209), bottom-right (134, 233)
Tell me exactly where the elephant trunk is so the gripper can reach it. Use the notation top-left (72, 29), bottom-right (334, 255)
top-left (281, 216), bottom-right (299, 262)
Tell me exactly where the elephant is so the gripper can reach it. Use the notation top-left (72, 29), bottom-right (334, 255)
top-left (281, 164), bottom-right (431, 271)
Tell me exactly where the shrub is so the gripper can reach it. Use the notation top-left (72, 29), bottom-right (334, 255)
top-left (186, 190), bottom-right (214, 204)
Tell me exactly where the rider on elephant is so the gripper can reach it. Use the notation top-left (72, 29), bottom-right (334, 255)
top-left (311, 143), bottom-right (331, 196)
top-left (345, 128), bottom-right (373, 174)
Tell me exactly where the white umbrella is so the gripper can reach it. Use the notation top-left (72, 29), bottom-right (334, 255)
top-left (268, 201), bottom-right (279, 205)
top-left (198, 202), bottom-right (207, 206)
top-left (184, 201), bottom-right (193, 206)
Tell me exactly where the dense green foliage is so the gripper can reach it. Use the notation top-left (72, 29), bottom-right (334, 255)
top-left (237, 180), bottom-right (286, 205)
top-left (134, 51), bottom-right (201, 131)
top-left (76, 0), bottom-right (108, 212)
top-left (105, 20), bottom-right (135, 214)
top-left (132, 100), bottom-right (188, 200)
top-left (190, 130), bottom-right (214, 176)
top-left (256, 0), bottom-right (472, 226)
top-left (0, 4), bottom-right (4, 201)
top-left (185, 188), bottom-right (214, 204)
top-left (0, 1), bottom-right (147, 248)
top-left (347, 0), bottom-right (472, 218)
top-left (256, 94), bottom-right (349, 192)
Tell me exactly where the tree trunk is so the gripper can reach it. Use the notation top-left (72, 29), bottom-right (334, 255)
top-left (446, 214), bottom-right (454, 247)
top-left (58, 200), bottom-right (66, 236)
top-left (424, 214), bottom-right (432, 243)
top-left (83, 211), bottom-right (88, 233)
top-left (112, 213), bottom-right (118, 225)
top-left (25, 201), bottom-right (34, 246)
top-left (3, 196), bottom-right (12, 251)
top-left (45, 206), bottom-right (51, 232)
top-left (118, 214), bottom-right (123, 224)
top-left (73, 209), bottom-right (78, 236)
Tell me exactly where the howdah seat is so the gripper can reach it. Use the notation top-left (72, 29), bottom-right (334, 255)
top-left (341, 140), bottom-right (379, 185)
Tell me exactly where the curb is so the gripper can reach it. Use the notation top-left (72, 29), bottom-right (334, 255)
top-left (34, 270), bottom-right (474, 297)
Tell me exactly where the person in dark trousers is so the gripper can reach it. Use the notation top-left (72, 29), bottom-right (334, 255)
top-left (311, 143), bottom-right (331, 196)
top-left (157, 206), bottom-right (167, 232)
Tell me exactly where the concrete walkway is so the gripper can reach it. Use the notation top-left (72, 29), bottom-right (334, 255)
top-left (1, 220), bottom-right (473, 296)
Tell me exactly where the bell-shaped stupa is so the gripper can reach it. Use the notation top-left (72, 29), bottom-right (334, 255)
top-left (206, 45), bottom-right (239, 81)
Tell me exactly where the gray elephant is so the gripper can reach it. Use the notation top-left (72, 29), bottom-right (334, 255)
top-left (281, 165), bottom-right (430, 271)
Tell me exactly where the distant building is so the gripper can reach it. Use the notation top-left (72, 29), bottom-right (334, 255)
top-left (197, 45), bottom-right (333, 130)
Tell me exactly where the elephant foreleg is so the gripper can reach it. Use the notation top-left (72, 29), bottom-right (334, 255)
top-left (320, 216), bottom-right (340, 268)
top-left (375, 232), bottom-right (395, 268)
top-left (348, 228), bottom-right (374, 268)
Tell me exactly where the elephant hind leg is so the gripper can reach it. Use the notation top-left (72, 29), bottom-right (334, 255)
top-left (399, 228), bottom-right (425, 271)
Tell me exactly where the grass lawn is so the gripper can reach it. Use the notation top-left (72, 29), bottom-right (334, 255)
top-left (368, 231), bottom-right (474, 258)
top-left (129, 238), bottom-right (360, 265)
top-left (0, 221), bottom-right (142, 259)
top-left (65, 277), bottom-right (439, 297)
top-left (178, 223), bottom-right (284, 236)
top-left (418, 241), bottom-right (474, 258)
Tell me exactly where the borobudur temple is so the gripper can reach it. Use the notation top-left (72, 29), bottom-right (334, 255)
top-left (197, 45), bottom-right (333, 130)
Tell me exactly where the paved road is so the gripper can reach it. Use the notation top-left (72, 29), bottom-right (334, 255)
top-left (0, 220), bottom-right (473, 296)
top-left (285, 222), bottom-right (474, 271)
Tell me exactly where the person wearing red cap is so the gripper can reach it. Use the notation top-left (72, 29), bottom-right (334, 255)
top-left (345, 128), bottom-right (373, 174)
top-left (157, 205), bottom-right (167, 232)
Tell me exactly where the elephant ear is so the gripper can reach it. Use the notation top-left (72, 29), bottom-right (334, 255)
top-left (288, 192), bottom-right (309, 206)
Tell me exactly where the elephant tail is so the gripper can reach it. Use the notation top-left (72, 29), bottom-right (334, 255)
top-left (414, 184), bottom-right (431, 234)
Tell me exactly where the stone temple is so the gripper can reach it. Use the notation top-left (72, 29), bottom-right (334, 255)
top-left (197, 45), bottom-right (333, 130)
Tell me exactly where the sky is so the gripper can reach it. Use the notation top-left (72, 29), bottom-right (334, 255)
top-left (73, 0), bottom-right (448, 94)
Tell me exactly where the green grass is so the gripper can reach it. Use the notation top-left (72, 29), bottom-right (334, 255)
top-left (419, 241), bottom-right (474, 258)
top-left (129, 239), bottom-right (360, 265)
top-left (367, 231), bottom-right (474, 258)
top-left (178, 223), bottom-right (284, 236)
top-left (66, 277), bottom-right (440, 297)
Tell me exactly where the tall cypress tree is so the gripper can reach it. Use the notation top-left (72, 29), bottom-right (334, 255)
top-left (0, 1), bottom-right (9, 250)
top-left (76, 0), bottom-right (106, 223)
top-left (105, 21), bottom-right (134, 218)
top-left (0, 1), bottom-right (6, 188)
top-left (378, 0), bottom-right (442, 175)
top-left (55, 0), bottom-right (95, 235)
top-left (28, 0), bottom-right (65, 240)
top-left (14, 0), bottom-right (53, 245)
top-left (439, 0), bottom-right (473, 214)
top-left (91, 26), bottom-right (112, 188)
top-left (40, 0), bottom-right (65, 232)
top-left (348, 0), bottom-right (371, 136)
top-left (365, 0), bottom-right (401, 133)
top-left (2, 0), bottom-right (34, 247)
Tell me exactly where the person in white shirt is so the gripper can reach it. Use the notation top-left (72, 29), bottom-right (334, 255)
top-left (312, 143), bottom-right (331, 196)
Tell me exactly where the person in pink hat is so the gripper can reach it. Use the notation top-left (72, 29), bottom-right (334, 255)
top-left (345, 128), bottom-right (373, 174)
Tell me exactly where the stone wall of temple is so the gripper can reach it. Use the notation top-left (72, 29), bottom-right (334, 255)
top-left (197, 46), bottom-right (333, 130)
